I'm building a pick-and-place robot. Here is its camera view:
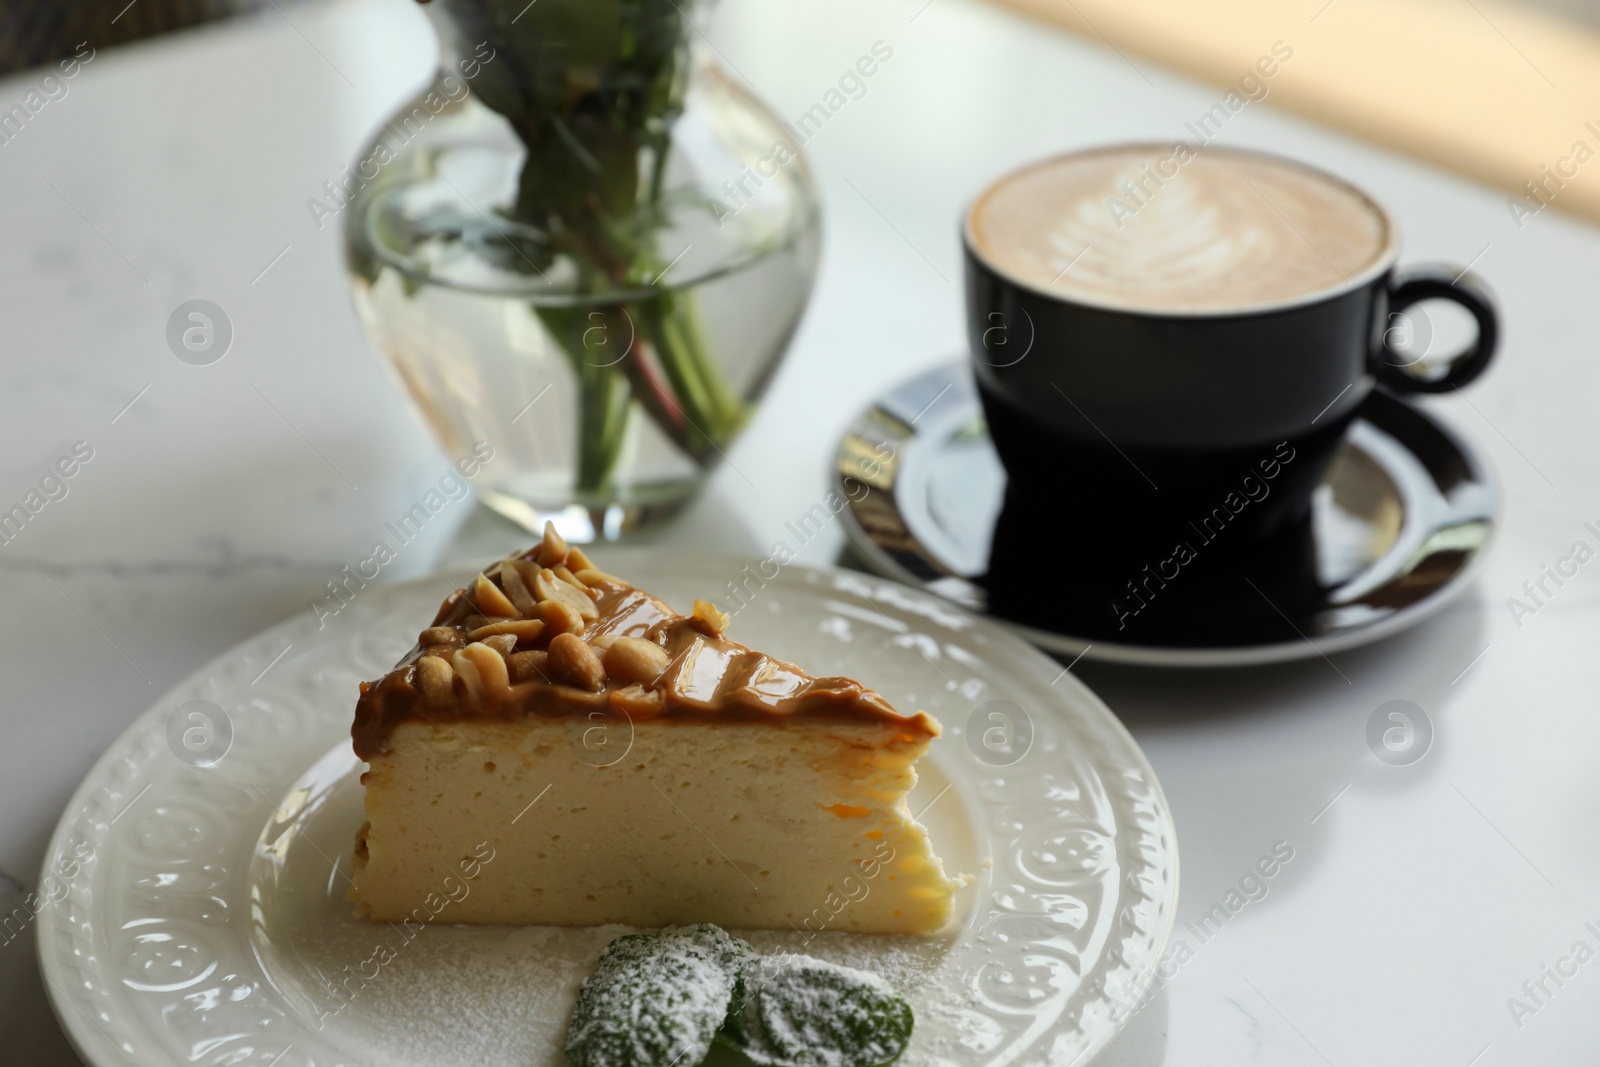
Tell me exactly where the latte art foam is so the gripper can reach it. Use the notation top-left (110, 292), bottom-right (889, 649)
top-left (968, 146), bottom-right (1392, 313)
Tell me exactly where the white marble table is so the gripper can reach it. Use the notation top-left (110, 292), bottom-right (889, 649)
top-left (2, 0), bottom-right (1597, 1063)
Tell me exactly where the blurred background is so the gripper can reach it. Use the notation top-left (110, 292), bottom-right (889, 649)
top-left (2, 0), bottom-right (1598, 69)
top-left (4, 0), bottom-right (1599, 1063)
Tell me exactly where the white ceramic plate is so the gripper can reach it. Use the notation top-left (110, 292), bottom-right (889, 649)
top-left (39, 552), bottom-right (1177, 1067)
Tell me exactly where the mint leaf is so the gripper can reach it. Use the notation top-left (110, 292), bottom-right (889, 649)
top-left (721, 954), bottom-right (914, 1067)
top-left (564, 925), bottom-right (755, 1067)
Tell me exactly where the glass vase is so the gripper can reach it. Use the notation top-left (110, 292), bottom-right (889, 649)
top-left (343, 0), bottom-right (819, 541)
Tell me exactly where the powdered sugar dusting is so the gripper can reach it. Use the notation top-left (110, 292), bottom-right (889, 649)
top-left (300, 924), bottom-right (952, 1067)
top-left (730, 953), bottom-right (912, 1067)
top-left (566, 927), bottom-right (751, 1067)
top-left (316, 924), bottom-right (627, 1066)
top-left (742, 931), bottom-right (952, 1000)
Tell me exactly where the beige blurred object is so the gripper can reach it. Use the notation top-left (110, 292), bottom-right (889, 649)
top-left (1521, 0), bottom-right (1600, 30)
top-left (987, 0), bottom-right (1600, 225)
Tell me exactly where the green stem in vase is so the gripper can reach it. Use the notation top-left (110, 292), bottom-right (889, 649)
top-left (634, 287), bottom-right (745, 453)
top-left (572, 354), bottom-right (632, 492)
top-left (537, 305), bottom-right (634, 492)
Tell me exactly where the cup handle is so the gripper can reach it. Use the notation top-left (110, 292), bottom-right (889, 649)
top-left (1376, 266), bottom-right (1499, 394)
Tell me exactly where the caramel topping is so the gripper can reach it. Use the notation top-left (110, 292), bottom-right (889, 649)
top-left (351, 527), bottom-right (936, 759)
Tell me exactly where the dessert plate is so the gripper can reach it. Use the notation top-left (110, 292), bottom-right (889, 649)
top-left (836, 362), bottom-right (1498, 668)
top-left (38, 552), bottom-right (1177, 1067)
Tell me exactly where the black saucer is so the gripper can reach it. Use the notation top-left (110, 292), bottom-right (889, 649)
top-left (834, 362), bottom-right (1497, 667)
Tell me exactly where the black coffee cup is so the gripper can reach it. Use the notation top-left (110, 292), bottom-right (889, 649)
top-left (964, 145), bottom-right (1497, 551)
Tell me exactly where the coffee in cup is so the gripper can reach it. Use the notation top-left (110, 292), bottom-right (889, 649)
top-left (969, 144), bottom-right (1392, 314)
top-left (963, 144), bottom-right (1498, 640)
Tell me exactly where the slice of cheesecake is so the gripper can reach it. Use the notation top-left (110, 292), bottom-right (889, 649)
top-left (349, 526), bottom-right (964, 934)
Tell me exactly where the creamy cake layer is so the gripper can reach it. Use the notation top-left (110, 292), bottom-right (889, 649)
top-left (351, 718), bottom-right (960, 933)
